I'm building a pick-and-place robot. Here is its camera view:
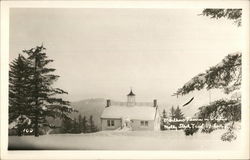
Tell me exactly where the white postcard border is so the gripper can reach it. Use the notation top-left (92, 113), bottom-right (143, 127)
top-left (1, 1), bottom-right (249, 159)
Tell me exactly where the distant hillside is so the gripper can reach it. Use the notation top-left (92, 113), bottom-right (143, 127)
top-left (71, 98), bottom-right (106, 130)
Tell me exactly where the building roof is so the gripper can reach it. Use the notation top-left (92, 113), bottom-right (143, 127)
top-left (101, 106), bottom-right (157, 120)
top-left (127, 89), bottom-right (135, 96)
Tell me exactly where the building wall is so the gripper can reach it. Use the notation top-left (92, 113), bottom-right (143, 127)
top-left (131, 120), bottom-right (154, 131)
top-left (101, 118), bottom-right (122, 130)
top-left (101, 108), bottom-right (160, 131)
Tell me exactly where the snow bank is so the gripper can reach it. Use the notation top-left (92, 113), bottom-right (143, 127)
top-left (9, 115), bottom-right (31, 129)
top-left (9, 130), bottom-right (241, 150)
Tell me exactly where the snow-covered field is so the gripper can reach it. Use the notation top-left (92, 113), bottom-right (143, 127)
top-left (9, 130), bottom-right (241, 150)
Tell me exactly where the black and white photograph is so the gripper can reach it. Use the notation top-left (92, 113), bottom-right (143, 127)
top-left (0, 1), bottom-right (249, 159)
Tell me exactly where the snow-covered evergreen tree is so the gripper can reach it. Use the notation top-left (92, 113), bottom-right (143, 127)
top-left (60, 117), bottom-right (73, 133)
top-left (78, 114), bottom-right (83, 133)
top-left (82, 116), bottom-right (87, 133)
top-left (174, 106), bottom-right (184, 120)
top-left (89, 115), bottom-right (97, 132)
top-left (24, 45), bottom-right (74, 136)
top-left (72, 118), bottom-right (80, 133)
top-left (174, 9), bottom-right (242, 141)
top-left (9, 45), bottom-right (74, 136)
top-left (175, 53), bottom-right (241, 140)
top-left (162, 109), bottom-right (167, 118)
top-left (169, 106), bottom-right (175, 120)
top-left (175, 53), bottom-right (241, 96)
top-left (201, 9), bottom-right (242, 26)
top-left (9, 54), bottom-right (33, 136)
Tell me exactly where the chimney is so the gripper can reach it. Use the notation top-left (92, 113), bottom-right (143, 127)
top-left (153, 99), bottom-right (157, 107)
top-left (106, 99), bottom-right (111, 107)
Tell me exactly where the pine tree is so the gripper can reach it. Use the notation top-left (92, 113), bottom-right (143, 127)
top-left (175, 53), bottom-right (241, 140)
top-left (160, 109), bottom-right (167, 130)
top-left (174, 10), bottom-right (242, 140)
top-left (78, 114), bottom-right (83, 133)
top-left (89, 115), bottom-right (96, 132)
top-left (72, 118), bottom-right (79, 133)
top-left (61, 117), bottom-right (73, 133)
top-left (201, 9), bottom-right (242, 26)
top-left (174, 106), bottom-right (184, 120)
top-left (170, 106), bottom-right (175, 120)
top-left (9, 54), bottom-right (32, 136)
top-left (21, 45), bottom-right (74, 137)
top-left (82, 116), bottom-right (87, 133)
top-left (174, 53), bottom-right (241, 96)
top-left (197, 99), bottom-right (240, 123)
top-left (162, 109), bottom-right (167, 118)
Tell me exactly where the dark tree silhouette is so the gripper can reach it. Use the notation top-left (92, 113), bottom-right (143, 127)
top-left (78, 114), bottom-right (83, 133)
top-left (201, 9), bottom-right (242, 26)
top-left (89, 115), bottom-right (97, 132)
top-left (9, 54), bottom-right (33, 136)
top-left (175, 9), bottom-right (242, 141)
top-left (174, 106), bottom-right (184, 120)
top-left (175, 53), bottom-right (241, 96)
top-left (169, 106), bottom-right (175, 120)
top-left (9, 45), bottom-right (74, 137)
top-left (72, 118), bottom-right (80, 133)
top-left (162, 109), bottom-right (167, 118)
top-left (61, 117), bottom-right (73, 133)
top-left (82, 116), bottom-right (87, 133)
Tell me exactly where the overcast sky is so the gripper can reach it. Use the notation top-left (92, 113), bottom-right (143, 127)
top-left (10, 8), bottom-right (243, 105)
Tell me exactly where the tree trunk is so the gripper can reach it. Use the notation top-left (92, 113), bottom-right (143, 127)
top-left (17, 126), bottom-right (22, 136)
top-left (34, 113), bottom-right (39, 137)
top-left (34, 55), bottom-right (39, 137)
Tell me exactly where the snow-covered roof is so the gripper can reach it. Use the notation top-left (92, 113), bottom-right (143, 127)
top-left (101, 106), bottom-right (157, 120)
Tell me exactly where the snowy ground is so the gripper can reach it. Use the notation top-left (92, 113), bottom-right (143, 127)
top-left (8, 129), bottom-right (241, 150)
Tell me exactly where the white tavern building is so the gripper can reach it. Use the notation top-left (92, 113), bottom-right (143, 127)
top-left (100, 90), bottom-right (160, 131)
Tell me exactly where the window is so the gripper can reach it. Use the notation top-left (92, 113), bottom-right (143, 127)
top-left (141, 121), bottom-right (148, 126)
top-left (107, 120), bottom-right (115, 127)
top-left (141, 121), bottom-right (144, 126)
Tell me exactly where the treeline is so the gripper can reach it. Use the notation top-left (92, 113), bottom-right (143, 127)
top-left (162, 106), bottom-right (184, 120)
top-left (161, 106), bottom-right (185, 131)
top-left (60, 114), bottom-right (98, 134)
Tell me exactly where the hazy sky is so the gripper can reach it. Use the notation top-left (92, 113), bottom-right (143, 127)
top-left (10, 8), bottom-right (243, 105)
